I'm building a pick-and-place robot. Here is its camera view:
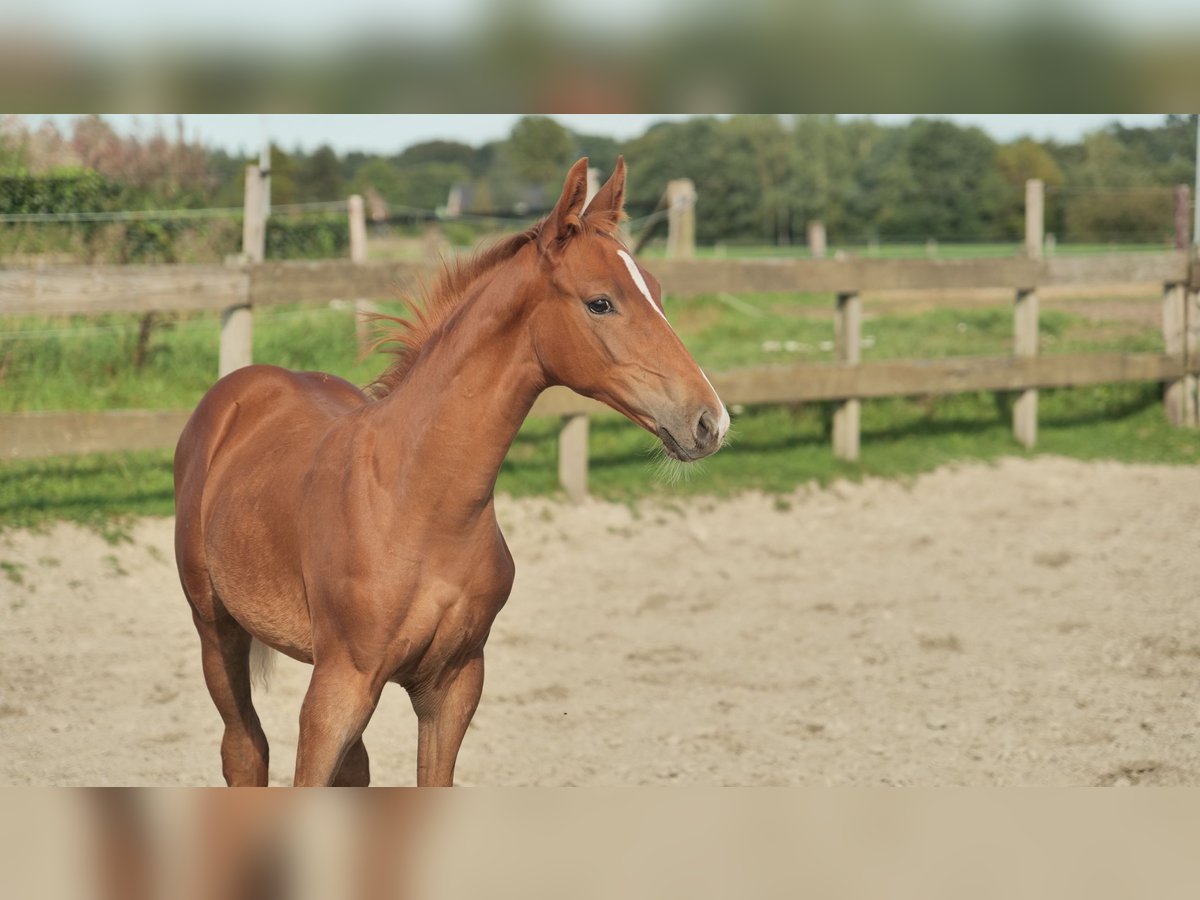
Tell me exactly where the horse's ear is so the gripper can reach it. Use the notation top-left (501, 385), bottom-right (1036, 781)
top-left (540, 157), bottom-right (591, 254)
top-left (583, 155), bottom-right (626, 232)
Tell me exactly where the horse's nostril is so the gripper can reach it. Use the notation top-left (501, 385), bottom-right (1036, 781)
top-left (695, 410), bottom-right (717, 445)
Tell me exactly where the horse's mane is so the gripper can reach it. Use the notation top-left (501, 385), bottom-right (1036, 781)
top-left (364, 226), bottom-right (540, 399)
top-left (364, 204), bottom-right (623, 400)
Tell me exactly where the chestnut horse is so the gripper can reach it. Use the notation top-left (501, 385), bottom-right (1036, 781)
top-left (174, 157), bottom-right (729, 786)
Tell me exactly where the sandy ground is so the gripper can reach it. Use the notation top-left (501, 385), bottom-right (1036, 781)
top-left (1, 456), bottom-right (1198, 786)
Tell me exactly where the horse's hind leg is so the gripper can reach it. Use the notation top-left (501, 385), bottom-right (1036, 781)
top-left (333, 738), bottom-right (370, 787)
top-left (411, 653), bottom-right (485, 787)
top-left (191, 609), bottom-right (270, 786)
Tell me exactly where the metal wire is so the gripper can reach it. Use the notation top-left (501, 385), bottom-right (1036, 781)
top-left (0, 200), bottom-right (348, 225)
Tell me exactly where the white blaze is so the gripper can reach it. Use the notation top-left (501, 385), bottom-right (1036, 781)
top-left (617, 249), bottom-right (666, 322)
top-left (617, 248), bottom-right (729, 445)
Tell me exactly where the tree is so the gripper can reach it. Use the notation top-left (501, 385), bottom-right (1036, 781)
top-left (268, 144), bottom-right (298, 205)
top-left (0, 115), bottom-right (29, 170)
top-left (570, 132), bottom-right (622, 183)
top-left (724, 115), bottom-right (795, 244)
top-left (996, 138), bottom-right (1064, 189)
top-left (503, 116), bottom-right (575, 197)
top-left (398, 140), bottom-right (482, 173)
top-left (1057, 130), bottom-right (1173, 242)
top-left (350, 158), bottom-right (470, 212)
top-left (874, 119), bottom-right (1011, 241)
top-left (995, 139), bottom-right (1064, 236)
top-left (788, 115), bottom-right (866, 243)
top-left (623, 117), bottom-right (739, 242)
top-left (296, 145), bottom-right (343, 202)
top-left (348, 158), bottom-right (408, 206)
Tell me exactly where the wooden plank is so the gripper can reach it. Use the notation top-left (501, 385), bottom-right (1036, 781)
top-left (0, 409), bottom-right (191, 459)
top-left (530, 386), bottom-right (608, 418)
top-left (832, 292), bottom-right (861, 460)
top-left (1, 253), bottom-right (1188, 320)
top-left (651, 253), bottom-right (1188, 296)
top-left (0, 265), bottom-right (249, 316)
top-left (248, 260), bottom-right (427, 306)
top-left (557, 414), bottom-right (589, 502)
top-left (707, 354), bottom-right (1190, 404)
top-left (650, 256), bottom-right (1041, 296)
top-left (1040, 252), bottom-right (1188, 288)
top-left (3, 354), bottom-right (1193, 460)
top-left (529, 354), bottom-right (1192, 413)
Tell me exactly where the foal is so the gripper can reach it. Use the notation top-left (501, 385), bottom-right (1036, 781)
top-left (174, 157), bottom-right (729, 786)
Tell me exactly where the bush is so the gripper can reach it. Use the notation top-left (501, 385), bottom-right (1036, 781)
top-left (265, 214), bottom-right (349, 259)
top-left (0, 168), bottom-right (121, 215)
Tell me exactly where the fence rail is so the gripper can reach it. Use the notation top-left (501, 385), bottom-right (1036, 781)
top-left (4, 352), bottom-right (1197, 463)
top-left (2, 251), bottom-right (1192, 318)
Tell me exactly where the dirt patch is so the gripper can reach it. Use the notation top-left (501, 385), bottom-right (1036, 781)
top-left (1, 457), bottom-right (1198, 786)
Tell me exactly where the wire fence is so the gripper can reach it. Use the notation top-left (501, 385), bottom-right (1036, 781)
top-left (0, 183), bottom-right (1191, 269)
top-left (0, 202), bottom-right (357, 265)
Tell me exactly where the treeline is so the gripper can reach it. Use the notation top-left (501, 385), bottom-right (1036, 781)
top-left (2, 114), bottom-right (1197, 247)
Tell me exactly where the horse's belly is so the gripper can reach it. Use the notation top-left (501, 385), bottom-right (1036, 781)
top-left (204, 492), bottom-right (315, 661)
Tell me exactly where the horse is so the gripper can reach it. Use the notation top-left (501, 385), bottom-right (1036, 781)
top-left (173, 157), bottom-right (729, 786)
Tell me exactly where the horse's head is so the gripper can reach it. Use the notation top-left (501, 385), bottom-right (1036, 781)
top-left (528, 157), bottom-right (729, 462)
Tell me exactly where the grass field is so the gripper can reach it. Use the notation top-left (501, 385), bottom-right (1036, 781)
top-left (1, 283), bottom-right (1197, 532)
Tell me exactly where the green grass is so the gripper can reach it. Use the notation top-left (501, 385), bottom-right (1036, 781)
top-left (0, 305), bottom-right (386, 413)
top-left (2, 383), bottom-right (1196, 532)
top-left (0, 288), bottom-right (1195, 532)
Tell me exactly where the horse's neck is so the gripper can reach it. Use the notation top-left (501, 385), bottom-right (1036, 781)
top-left (367, 272), bottom-right (543, 518)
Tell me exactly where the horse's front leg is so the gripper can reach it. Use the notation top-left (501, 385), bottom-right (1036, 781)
top-left (411, 654), bottom-right (485, 787)
top-left (294, 659), bottom-right (384, 786)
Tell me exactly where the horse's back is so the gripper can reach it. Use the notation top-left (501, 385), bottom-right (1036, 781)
top-left (174, 365), bottom-right (365, 631)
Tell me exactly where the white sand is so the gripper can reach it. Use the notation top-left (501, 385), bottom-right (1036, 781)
top-left (2, 457), bottom-right (1198, 786)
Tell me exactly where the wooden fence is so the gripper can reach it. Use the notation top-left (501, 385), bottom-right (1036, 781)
top-left (3, 179), bottom-right (1199, 501)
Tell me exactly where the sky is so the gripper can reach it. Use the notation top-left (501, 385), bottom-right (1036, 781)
top-left (22, 114), bottom-right (1178, 156)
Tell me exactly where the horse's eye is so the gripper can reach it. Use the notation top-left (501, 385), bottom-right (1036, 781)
top-left (586, 297), bottom-right (614, 315)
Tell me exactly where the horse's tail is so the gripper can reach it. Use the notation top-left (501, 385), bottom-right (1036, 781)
top-left (249, 638), bottom-right (277, 692)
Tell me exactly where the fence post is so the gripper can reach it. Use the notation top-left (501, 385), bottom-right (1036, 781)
top-left (558, 414), bottom-right (589, 502)
top-left (1174, 185), bottom-right (1191, 250)
top-left (1024, 178), bottom-right (1044, 259)
top-left (1186, 283), bottom-right (1199, 425)
top-left (1163, 282), bottom-right (1187, 424)
top-left (666, 179), bottom-right (696, 259)
top-left (348, 194), bottom-right (376, 352)
top-left (220, 164), bottom-right (263, 378)
top-left (1013, 178), bottom-right (1043, 447)
top-left (807, 221), bottom-right (826, 259)
top-left (585, 167), bottom-right (602, 207)
top-left (1163, 189), bottom-right (1193, 426)
top-left (833, 291), bottom-right (861, 461)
